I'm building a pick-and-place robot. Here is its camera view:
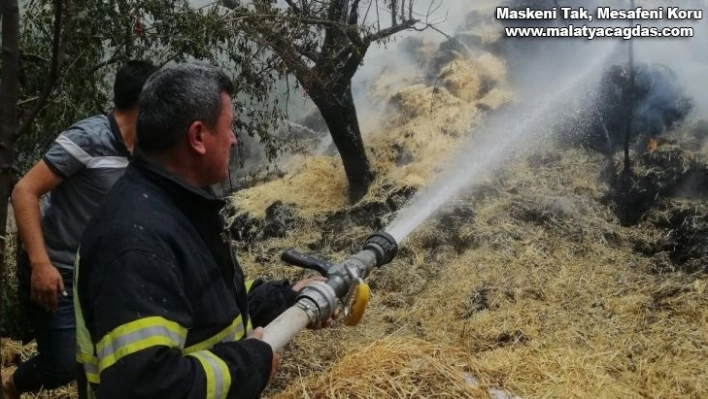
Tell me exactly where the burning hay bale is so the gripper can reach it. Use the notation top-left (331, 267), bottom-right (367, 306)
top-left (437, 53), bottom-right (509, 105)
top-left (605, 142), bottom-right (706, 227)
top-left (477, 88), bottom-right (517, 112)
top-left (230, 156), bottom-right (349, 218)
top-left (398, 36), bottom-right (444, 70)
top-left (388, 84), bottom-right (463, 122)
top-left (565, 62), bottom-right (694, 154)
top-left (438, 59), bottom-right (485, 103)
top-left (692, 119), bottom-right (708, 143)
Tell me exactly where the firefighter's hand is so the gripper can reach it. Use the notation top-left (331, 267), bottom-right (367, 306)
top-left (291, 276), bottom-right (326, 292)
top-left (30, 262), bottom-right (65, 312)
top-left (248, 327), bottom-right (280, 383)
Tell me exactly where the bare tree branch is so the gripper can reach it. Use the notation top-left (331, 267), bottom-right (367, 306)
top-left (284, 0), bottom-right (302, 14)
top-left (414, 22), bottom-right (448, 38)
top-left (226, 12), bottom-right (356, 33)
top-left (320, 0), bottom-right (345, 65)
top-left (334, 44), bottom-right (353, 62)
top-left (363, 0), bottom-right (373, 23)
top-left (20, 53), bottom-right (50, 64)
top-left (348, 0), bottom-right (360, 25)
top-left (299, 0), bottom-right (310, 14)
top-left (340, 50), bottom-right (364, 82)
top-left (16, 0), bottom-right (71, 138)
top-left (88, 55), bottom-right (122, 74)
top-left (364, 18), bottom-right (418, 44)
top-left (341, 0), bottom-right (349, 22)
top-left (257, 31), bottom-right (314, 87)
top-left (295, 43), bottom-right (319, 63)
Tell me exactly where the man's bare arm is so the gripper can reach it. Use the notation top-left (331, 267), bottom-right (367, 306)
top-left (11, 160), bottom-right (64, 311)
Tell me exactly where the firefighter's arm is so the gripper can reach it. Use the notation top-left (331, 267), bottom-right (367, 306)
top-left (91, 249), bottom-right (273, 399)
top-left (246, 276), bottom-right (326, 328)
top-left (245, 279), bottom-right (298, 328)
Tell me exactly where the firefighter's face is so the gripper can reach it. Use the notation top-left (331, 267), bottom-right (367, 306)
top-left (203, 92), bottom-right (237, 184)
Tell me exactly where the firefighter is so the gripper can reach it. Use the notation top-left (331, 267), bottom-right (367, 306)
top-left (74, 62), bottom-right (326, 399)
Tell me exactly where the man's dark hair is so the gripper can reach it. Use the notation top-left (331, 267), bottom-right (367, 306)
top-left (136, 63), bottom-right (235, 154)
top-left (113, 60), bottom-right (157, 110)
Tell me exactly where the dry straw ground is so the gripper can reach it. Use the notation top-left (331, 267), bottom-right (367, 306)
top-left (231, 47), bottom-right (708, 399)
top-left (3, 34), bottom-right (707, 399)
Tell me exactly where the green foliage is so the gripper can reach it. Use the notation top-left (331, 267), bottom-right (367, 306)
top-left (14, 0), bottom-right (291, 173)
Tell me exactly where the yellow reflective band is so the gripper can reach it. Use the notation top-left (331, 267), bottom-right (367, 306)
top-left (74, 250), bottom-right (100, 385)
top-left (74, 252), bottom-right (94, 362)
top-left (83, 363), bottom-right (100, 384)
top-left (183, 315), bottom-right (244, 354)
top-left (243, 280), bottom-right (255, 334)
top-left (96, 316), bottom-right (187, 372)
top-left (188, 350), bottom-right (232, 399)
top-left (77, 352), bottom-right (97, 365)
top-left (77, 352), bottom-right (100, 384)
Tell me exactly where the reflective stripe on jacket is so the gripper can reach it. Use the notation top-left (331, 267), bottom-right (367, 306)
top-left (75, 155), bottom-right (297, 399)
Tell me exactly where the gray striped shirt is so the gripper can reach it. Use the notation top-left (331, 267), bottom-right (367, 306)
top-left (41, 113), bottom-right (130, 269)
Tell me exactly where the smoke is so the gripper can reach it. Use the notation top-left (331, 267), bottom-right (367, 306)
top-left (633, 18), bottom-right (708, 116)
top-left (222, 0), bottom-right (706, 193)
top-left (352, 0), bottom-right (496, 135)
top-left (634, 64), bottom-right (694, 136)
top-left (383, 0), bottom-right (707, 241)
top-left (490, 0), bottom-right (706, 155)
top-left (386, 39), bottom-right (619, 243)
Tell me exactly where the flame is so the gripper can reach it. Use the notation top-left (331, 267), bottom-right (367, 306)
top-left (647, 137), bottom-right (659, 152)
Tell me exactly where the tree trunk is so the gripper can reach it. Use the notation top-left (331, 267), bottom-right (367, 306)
top-left (16, 0), bottom-right (69, 139)
top-left (623, 1), bottom-right (635, 173)
top-left (0, 0), bottom-right (20, 397)
top-left (312, 85), bottom-right (372, 202)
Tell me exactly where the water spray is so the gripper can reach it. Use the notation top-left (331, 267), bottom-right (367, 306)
top-left (262, 232), bottom-right (398, 352)
top-left (385, 40), bottom-right (619, 245)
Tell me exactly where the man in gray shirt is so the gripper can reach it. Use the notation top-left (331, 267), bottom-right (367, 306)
top-left (3, 60), bottom-right (157, 399)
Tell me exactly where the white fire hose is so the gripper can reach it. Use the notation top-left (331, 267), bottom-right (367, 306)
top-left (261, 232), bottom-right (398, 352)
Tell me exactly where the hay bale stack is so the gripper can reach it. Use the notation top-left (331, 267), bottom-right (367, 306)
top-left (230, 156), bottom-right (349, 219)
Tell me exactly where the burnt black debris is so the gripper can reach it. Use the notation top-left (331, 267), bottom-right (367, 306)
top-left (564, 63), bottom-right (694, 154)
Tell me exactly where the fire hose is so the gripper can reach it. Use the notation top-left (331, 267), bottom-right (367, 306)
top-left (262, 232), bottom-right (398, 352)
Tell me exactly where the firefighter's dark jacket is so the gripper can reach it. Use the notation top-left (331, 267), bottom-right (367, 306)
top-left (74, 154), bottom-right (298, 399)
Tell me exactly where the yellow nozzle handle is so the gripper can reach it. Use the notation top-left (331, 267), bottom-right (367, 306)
top-left (343, 282), bottom-right (370, 326)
